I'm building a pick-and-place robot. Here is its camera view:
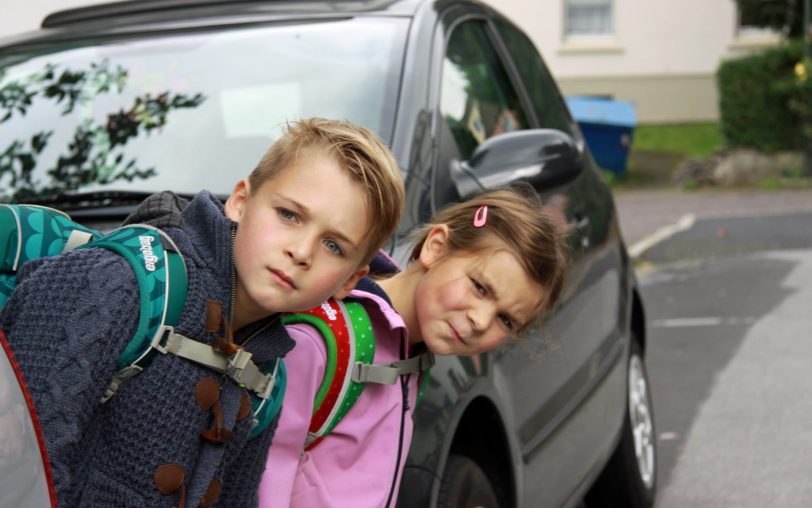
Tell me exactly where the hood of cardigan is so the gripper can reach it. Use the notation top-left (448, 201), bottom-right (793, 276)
top-left (123, 190), bottom-right (233, 302)
top-left (123, 190), bottom-right (294, 358)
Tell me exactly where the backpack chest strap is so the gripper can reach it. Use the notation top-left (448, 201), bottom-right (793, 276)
top-left (103, 329), bottom-right (277, 402)
top-left (159, 330), bottom-right (277, 399)
top-left (351, 351), bottom-right (435, 384)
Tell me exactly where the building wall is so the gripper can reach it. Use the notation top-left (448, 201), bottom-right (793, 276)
top-left (486, 0), bottom-right (781, 123)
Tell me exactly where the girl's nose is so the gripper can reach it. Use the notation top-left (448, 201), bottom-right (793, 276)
top-left (468, 301), bottom-right (494, 333)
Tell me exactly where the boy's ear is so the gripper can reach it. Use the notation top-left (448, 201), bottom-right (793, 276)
top-left (333, 265), bottom-right (370, 300)
top-left (418, 225), bottom-right (450, 269)
top-left (224, 179), bottom-right (251, 222)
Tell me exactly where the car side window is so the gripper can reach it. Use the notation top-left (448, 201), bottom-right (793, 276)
top-left (494, 18), bottom-right (577, 137)
top-left (440, 21), bottom-right (529, 161)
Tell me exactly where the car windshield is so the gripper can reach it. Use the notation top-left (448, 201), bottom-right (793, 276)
top-left (0, 16), bottom-right (407, 201)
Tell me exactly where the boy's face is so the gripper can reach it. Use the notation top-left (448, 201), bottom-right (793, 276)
top-left (225, 152), bottom-right (371, 326)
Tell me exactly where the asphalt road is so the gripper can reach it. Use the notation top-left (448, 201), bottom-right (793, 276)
top-left (615, 190), bottom-right (812, 507)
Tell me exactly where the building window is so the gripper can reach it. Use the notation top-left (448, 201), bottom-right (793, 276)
top-left (564, 0), bottom-right (613, 37)
top-left (735, 7), bottom-right (779, 39)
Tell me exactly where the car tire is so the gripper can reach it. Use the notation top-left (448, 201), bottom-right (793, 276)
top-left (437, 454), bottom-right (501, 508)
top-left (587, 338), bottom-right (656, 508)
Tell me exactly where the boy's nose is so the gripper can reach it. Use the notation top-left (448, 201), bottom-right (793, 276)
top-left (285, 238), bottom-right (314, 268)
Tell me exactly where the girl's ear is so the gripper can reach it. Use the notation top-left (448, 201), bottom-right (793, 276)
top-left (418, 225), bottom-right (450, 269)
top-left (224, 179), bottom-right (251, 222)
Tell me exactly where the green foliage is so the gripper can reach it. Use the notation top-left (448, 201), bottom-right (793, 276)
top-left (758, 177), bottom-right (782, 189)
top-left (600, 169), bottom-right (617, 186)
top-left (632, 122), bottom-right (724, 158)
top-left (0, 60), bottom-right (206, 201)
top-left (682, 178), bottom-right (701, 191)
top-left (735, 0), bottom-right (804, 38)
top-left (716, 41), bottom-right (806, 152)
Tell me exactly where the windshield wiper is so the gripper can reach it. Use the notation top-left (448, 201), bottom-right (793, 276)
top-left (25, 190), bottom-right (195, 211)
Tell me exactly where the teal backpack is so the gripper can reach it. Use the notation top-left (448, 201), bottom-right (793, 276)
top-left (0, 204), bottom-right (284, 439)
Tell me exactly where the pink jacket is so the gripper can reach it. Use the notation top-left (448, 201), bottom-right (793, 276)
top-left (258, 289), bottom-right (419, 508)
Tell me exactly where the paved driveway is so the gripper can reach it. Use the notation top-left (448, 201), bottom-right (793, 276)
top-left (613, 188), bottom-right (812, 253)
top-left (613, 186), bottom-right (812, 507)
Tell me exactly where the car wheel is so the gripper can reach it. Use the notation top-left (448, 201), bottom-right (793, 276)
top-left (437, 454), bottom-right (501, 508)
top-left (587, 338), bottom-right (656, 508)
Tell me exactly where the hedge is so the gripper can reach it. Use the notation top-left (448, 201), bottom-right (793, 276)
top-left (716, 41), bottom-right (805, 152)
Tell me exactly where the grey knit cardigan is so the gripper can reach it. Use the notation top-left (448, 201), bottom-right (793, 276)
top-left (0, 191), bottom-right (293, 507)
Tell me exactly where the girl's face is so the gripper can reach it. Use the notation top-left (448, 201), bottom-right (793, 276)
top-left (414, 228), bottom-right (542, 356)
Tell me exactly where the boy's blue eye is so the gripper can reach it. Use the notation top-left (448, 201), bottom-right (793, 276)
top-left (324, 239), bottom-right (343, 256)
top-left (278, 208), bottom-right (297, 222)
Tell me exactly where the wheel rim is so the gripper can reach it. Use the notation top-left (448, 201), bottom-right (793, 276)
top-left (628, 354), bottom-right (655, 489)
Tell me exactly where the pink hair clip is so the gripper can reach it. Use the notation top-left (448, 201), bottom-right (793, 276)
top-left (473, 205), bottom-right (488, 228)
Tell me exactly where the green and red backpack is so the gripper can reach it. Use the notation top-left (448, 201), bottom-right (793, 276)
top-left (283, 297), bottom-right (435, 450)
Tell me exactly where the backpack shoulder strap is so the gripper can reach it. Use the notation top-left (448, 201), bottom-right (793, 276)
top-left (89, 224), bottom-right (283, 439)
top-left (282, 298), bottom-right (375, 450)
top-left (83, 224), bottom-right (189, 402)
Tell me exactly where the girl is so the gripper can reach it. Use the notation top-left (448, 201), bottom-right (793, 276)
top-left (259, 186), bottom-right (567, 507)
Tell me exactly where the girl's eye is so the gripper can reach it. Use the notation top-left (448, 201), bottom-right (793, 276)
top-left (323, 239), bottom-right (344, 256)
top-left (471, 278), bottom-right (487, 296)
top-left (498, 314), bottom-right (514, 330)
top-left (278, 208), bottom-right (298, 222)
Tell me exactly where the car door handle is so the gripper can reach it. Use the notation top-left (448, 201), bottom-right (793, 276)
top-left (571, 214), bottom-right (590, 247)
top-left (573, 216), bottom-right (590, 231)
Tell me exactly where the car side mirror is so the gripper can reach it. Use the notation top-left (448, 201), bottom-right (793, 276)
top-left (450, 129), bottom-right (583, 200)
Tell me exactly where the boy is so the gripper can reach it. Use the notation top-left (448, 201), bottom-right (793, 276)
top-left (0, 118), bottom-right (404, 506)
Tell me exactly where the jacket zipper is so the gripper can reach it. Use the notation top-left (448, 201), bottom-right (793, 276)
top-left (385, 331), bottom-right (410, 508)
top-left (228, 222), bottom-right (237, 332)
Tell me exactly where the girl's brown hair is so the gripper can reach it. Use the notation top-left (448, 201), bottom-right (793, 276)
top-left (409, 185), bottom-right (568, 331)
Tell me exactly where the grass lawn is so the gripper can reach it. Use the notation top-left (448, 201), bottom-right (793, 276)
top-left (631, 122), bottom-right (724, 158)
top-left (607, 122), bottom-right (725, 188)
top-left (608, 122), bottom-right (811, 190)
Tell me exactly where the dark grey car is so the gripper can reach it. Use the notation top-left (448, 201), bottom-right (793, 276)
top-left (0, 1), bottom-right (655, 507)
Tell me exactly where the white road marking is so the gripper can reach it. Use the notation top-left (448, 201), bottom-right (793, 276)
top-left (629, 213), bottom-right (696, 259)
top-left (652, 316), bottom-right (757, 328)
top-left (652, 317), bottom-right (723, 328)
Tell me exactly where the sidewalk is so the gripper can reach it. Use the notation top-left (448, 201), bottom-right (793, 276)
top-left (613, 188), bottom-right (812, 255)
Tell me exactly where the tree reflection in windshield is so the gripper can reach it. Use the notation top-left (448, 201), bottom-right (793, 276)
top-left (0, 60), bottom-right (205, 202)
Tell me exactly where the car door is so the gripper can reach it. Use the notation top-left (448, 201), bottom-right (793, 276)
top-left (491, 14), bottom-right (629, 506)
top-left (422, 7), bottom-right (629, 505)
top-left (427, 9), bottom-right (599, 504)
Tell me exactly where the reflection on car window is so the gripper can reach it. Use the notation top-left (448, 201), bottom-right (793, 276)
top-left (440, 21), bottom-right (529, 161)
top-left (0, 18), bottom-right (407, 200)
top-left (495, 18), bottom-right (577, 136)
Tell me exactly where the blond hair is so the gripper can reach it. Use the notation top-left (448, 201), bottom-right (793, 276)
top-left (409, 185), bottom-right (568, 332)
top-left (249, 118), bottom-right (404, 263)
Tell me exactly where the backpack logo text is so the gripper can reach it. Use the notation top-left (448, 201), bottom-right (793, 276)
top-left (321, 301), bottom-right (337, 321)
top-left (139, 235), bottom-right (158, 272)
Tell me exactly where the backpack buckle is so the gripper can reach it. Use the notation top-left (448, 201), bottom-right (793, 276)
top-left (225, 349), bottom-right (276, 400)
top-left (149, 325), bottom-right (174, 355)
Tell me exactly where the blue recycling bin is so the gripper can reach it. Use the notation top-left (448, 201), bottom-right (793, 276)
top-left (566, 96), bottom-right (636, 177)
